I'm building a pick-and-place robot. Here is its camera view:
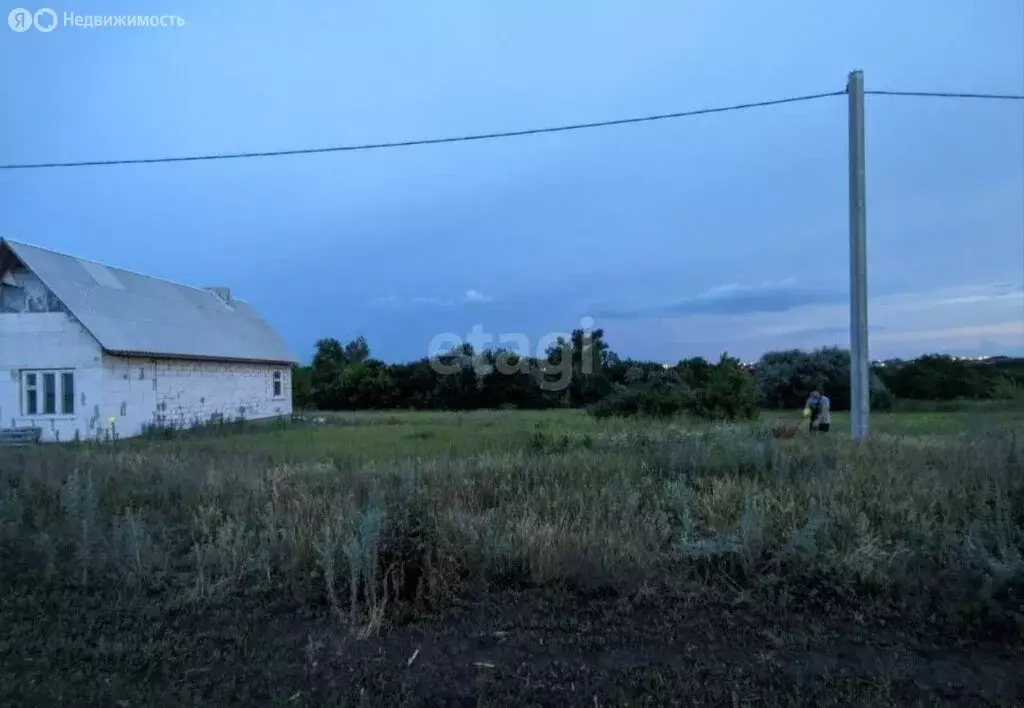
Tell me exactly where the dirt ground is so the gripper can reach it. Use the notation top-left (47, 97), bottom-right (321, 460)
top-left (3, 582), bottom-right (1022, 707)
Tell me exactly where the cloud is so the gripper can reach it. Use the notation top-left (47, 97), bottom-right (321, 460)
top-left (871, 321), bottom-right (1024, 344)
top-left (367, 294), bottom-right (399, 307)
top-left (874, 282), bottom-right (1024, 312)
top-left (411, 296), bottom-right (453, 306)
top-left (737, 324), bottom-right (888, 340)
top-left (463, 288), bottom-right (493, 303)
top-left (596, 280), bottom-right (1023, 361)
top-left (370, 290), bottom-right (493, 308)
top-left (594, 279), bottom-right (845, 319)
top-left (367, 289), bottom-right (498, 308)
top-left (368, 294), bottom-right (452, 308)
top-left (733, 283), bottom-right (1022, 344)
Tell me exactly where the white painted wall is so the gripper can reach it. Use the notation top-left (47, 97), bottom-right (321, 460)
top-left (1, 270), bottom-right (293, 442)
top-left (0, 311), bottom-right (106, 441)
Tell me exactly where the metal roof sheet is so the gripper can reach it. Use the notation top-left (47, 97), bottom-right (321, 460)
top-left (1, 238), bottom-right (297, 364)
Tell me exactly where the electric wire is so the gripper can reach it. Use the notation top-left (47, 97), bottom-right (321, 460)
top-left (0, 90), bottom-right (845, 170)
top-left (1, 87), bottom-right (1021, 171)
top-left (864, 89), bottom-right (1024, 100)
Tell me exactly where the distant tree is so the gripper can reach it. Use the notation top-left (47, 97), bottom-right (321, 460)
top-left (343, 336), bottom-right (371, 365)
top-left (869, 371), bottom-right (896, 411)
top-left (296, 331), bottom-right (1024, 415)
top-left (291, 364), bottom-right (314, 409)
top-left (675, 356), bottom-right (713, 390)
top-left (876, 353), bottom-right (1020, 401)
top-left (754, 348), bottom-right (810, 409)
top-left (692, 353), bottom-right (760, 421)
top-left (589, 352), bottom-right (757, 421)
top-left (391, 358), bottom-right (443, 409)
top-left (431, 344), bottom-right (480, 410)
top-left (477, 349), bottom-right (553, 409)
top-left (337, 359), bottom-right (396, 409)
top-left (754, 346), bottom-right (894, 411)
top-left (312, 337), bottom-right (346, 369)
top-left (542, 328), bottom-right (617, 407)
top-left (311, 336), bottom-right (391, 409)
top-left (311, 338), bottom-right (347, 409)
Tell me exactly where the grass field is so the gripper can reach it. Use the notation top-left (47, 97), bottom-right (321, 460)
top-left (2, 408), bottom-right (1023, 706)
top-left (133, 407), bottom-right (1024, 461)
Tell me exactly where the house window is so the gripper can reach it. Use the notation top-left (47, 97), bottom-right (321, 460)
top-left (61, 372), bottom-right (75, 414)
top-left (22, 370), bottom-right (75, 416)
top-left (272, 370), bottom-right (282, 397)
top-left (24, 373), bottom-right (37, 415)
top-left (42, 373), bottom-right (56, 414)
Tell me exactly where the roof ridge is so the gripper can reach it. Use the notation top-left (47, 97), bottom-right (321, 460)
top-left (1, 237), bottom-right (241, 300)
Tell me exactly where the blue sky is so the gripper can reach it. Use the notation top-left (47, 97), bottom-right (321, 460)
top-left (2, 0), bottom-right (1022, 364)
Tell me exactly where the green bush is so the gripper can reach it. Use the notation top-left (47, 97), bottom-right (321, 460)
top-left (688, 355), bottom-right (760, 421)
top-left (869, 372), bottom-right (896, 412)
top-left (589, 387), bottom-right (690, 419)
top-left (589, 355), bottom-right (759, 422)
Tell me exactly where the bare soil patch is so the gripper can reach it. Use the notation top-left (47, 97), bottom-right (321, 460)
top-left (3, 584), bottom-right (1021, 707)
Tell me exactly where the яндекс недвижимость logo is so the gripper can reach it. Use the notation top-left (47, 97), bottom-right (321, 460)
top-left (8, 8), bottom-right (185, 31)
top-left (8, 8), bottom-right (57, 32)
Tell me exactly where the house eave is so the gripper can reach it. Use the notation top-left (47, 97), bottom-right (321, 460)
top-left (102, 349), bottom-right (297, 367)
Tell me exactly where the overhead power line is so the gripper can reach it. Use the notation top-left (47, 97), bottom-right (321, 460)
top-left (0, 86), bottom-right (1020, 171)
top-left (865, 89), bottom-right (1024, 101)
top-left (0, 90), bottom-right (844, 170)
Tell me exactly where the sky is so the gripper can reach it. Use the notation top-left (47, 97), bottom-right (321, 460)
top-left (1, 0), bottom-right (1022, 365)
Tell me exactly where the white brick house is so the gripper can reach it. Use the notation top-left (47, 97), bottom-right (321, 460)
top-left (0, 238), bottom-right (297, 442)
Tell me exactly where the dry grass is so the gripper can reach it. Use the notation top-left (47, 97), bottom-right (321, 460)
top-left (2, 409), bottom-right (1022, 639)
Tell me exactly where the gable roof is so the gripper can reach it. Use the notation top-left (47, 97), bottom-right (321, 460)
top-left (0, 238), bottom-right (297, 365)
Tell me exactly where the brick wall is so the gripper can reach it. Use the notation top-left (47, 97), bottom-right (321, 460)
top-left (0, 306), bottom-right (104, 441)
top-left (1, 306), bottom-right (292, 441)
top-left (101, 355), bottom-right (293, 437)
top-left (1, 268), bottom-right (293, 442)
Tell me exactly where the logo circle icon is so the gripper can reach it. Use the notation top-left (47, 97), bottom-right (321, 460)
top-left (7, 8), bottom-right (32, 31)
top-left (33, 8), bottom-right (57, 32)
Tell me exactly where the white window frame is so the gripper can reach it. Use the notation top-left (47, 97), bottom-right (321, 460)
top-left (272, 370), bottom-right (283, 398)
top-left (22, 369), bottom-right (76, 417)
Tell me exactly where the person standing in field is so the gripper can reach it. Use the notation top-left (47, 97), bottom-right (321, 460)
top-left (804, 389), bottom-right (831, 433)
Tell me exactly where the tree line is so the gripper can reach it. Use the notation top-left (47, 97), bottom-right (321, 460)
top-left (291, 329), bottom-right (1024, 419)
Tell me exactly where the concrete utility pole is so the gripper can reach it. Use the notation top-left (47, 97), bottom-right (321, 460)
top-left (847, 69), bottom-right (870, 440)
